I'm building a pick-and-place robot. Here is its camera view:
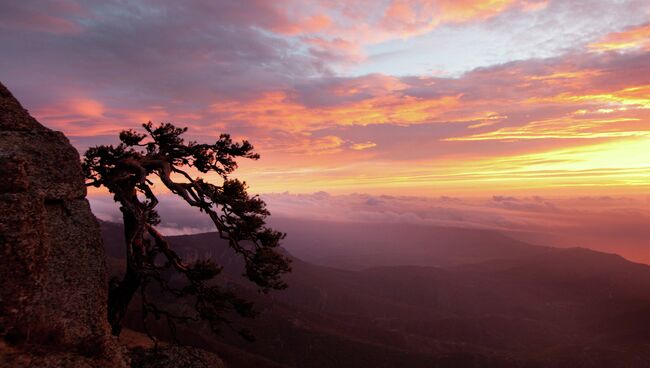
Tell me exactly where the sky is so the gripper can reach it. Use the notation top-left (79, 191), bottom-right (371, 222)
top-left (1, 1), bottom-right (649, 259)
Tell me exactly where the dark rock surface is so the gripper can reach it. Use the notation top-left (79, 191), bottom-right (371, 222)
top-left (0, 82), bottom-right (224, 368)
top-left (0, 82), bottom-right (125, 367)
top-left (129, 346), bottom-right (226, 368)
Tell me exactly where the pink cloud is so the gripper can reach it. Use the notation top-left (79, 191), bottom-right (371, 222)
top-left (272, 14), bottom-right (333, 35)
top-left (589, 22), bottom-right (650, 52)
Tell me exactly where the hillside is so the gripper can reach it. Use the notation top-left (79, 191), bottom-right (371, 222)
top-left (100, 220), bottom-right (650, 367)
top-left (269, 217), bottom-right (551, 269)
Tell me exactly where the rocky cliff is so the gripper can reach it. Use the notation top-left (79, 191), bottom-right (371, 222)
top-left (0, 82), bottom-right (225, 368)
top-left (0, 82), bottom-right (126, 367)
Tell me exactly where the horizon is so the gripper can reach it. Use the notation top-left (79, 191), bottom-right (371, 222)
top-left (87, 190), bottom-right (650, 265)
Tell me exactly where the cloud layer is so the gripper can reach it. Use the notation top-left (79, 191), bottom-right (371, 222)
top-left (89, 191), bottom-right (650, 264)
top-left (2, 0), bottom-right (649, 196)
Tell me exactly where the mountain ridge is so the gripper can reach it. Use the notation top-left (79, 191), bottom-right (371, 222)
top-left (100, 219), bottom-right (650, 367)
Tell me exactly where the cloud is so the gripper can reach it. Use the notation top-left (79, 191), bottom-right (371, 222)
top-left (262, 192), bottom-right (565, 230)
top-left (350, 141), bottom-right (377, 150)
top-left (3, 0), bottom-right (650, 196)
top-left (0, 1), bottom-right (87, 34)
top-left (57, 50), bottom-right (650, 194)
top-left (378, 0), bottom-right (530, 36)
top-left (589, 22), bottom-right (650, 52)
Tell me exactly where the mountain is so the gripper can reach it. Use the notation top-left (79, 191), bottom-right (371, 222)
top-left (100, 220), bottom-right (650, 367)
top-left (268, 217), bottom-right (551, 269)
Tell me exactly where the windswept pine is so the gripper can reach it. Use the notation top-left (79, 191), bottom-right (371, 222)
top-left (83, 122), bottom-right (290, 339)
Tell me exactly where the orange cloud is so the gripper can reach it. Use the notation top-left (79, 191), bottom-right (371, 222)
top-left (378, 0), bottom-right (522, 38)
top-left (589, 22), bottom-right (650, 52)
top-left (350, 141), bottom-right (377, 150)
top-left (71, 98), bottom-right (105, 117)
top-left (284, 135), bottom-right (346, 155)
top-left (32, 97), bottom-right (179, 138)
top-left (272, 14), bottom-right (332, 35)
top-left (525, 70), bottom-right (603, 82)
top-left (447, 116), bottom-right (649, 141)
top-left (211, 90), bottom-right (464, 132)
top-left (525, 85), bottom-right (650, 109)
top-left (438, 0), bottom-right (518, 23)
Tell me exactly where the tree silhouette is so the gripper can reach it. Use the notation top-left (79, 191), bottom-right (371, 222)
top-left (83, 122), bottom-right (291, 340)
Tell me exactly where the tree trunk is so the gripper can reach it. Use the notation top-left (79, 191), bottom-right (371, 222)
top-left (107, 209), bottom-right (143, 336)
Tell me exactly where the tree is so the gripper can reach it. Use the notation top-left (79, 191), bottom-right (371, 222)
top-left (83, 122), bottom-right (291, 340)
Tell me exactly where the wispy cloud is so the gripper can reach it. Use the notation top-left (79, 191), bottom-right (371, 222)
top-left (589, 22), bottom-right (650, 52)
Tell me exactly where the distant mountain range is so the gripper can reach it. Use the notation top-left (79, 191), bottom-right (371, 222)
top-left (100, 220), bottom-right (650, 368)
top-left (269, 218), bottom-right (551, 269)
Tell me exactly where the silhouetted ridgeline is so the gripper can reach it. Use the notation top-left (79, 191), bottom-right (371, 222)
top-left (100, 219), bottom-right (650, 368)
top-left (0, 82), bottom-right (223, 367)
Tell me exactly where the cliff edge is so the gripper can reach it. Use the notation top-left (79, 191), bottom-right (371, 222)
top-left (0, 82), bottom-right (225, 368)
top-left (0, 82), bottom-right (124, 367)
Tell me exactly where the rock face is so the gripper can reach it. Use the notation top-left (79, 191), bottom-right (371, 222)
top-left (0, 82), bottom-right (125, 367)
top-left (129, 346), bottom-right (226, 368)
top-left (0, 82), bottom-right (225, 368)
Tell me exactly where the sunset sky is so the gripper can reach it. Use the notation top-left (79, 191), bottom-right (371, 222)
top-left (2, 0), bottom-right (650, 196)
top-left (2, 1), bottom-right (649, 259)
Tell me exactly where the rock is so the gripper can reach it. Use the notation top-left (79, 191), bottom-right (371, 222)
top-left (0, 83), bottom-right (48, 132)
top-left (128, 346), bottom-right (226, 368)
top-left (0, 82), bottom-right (126, 367)
top-left (0, 82), bottom-right (224, 368)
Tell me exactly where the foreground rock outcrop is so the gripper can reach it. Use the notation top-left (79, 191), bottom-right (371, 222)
top-left (0, 82), bottom-right (126, 367)
top-left (0, 83), bottom-right (225, 367)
